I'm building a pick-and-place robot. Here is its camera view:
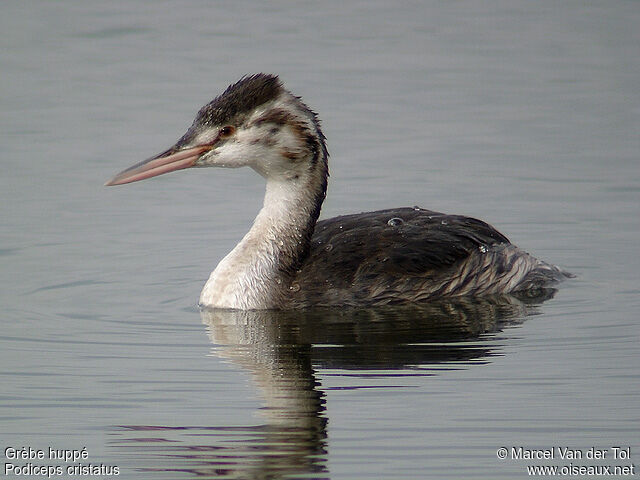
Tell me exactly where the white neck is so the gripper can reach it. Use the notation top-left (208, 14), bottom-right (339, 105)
top-left (200, 174), bottom-right (323, 309)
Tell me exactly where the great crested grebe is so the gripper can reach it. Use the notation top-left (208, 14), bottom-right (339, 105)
top-left (106, 73), bottom-right (570, 310)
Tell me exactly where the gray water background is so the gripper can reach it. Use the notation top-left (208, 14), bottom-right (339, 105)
top-left (1, 1), bottom-right (639, 479)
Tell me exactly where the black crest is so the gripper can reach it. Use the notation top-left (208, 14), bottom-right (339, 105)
top-left (194, 74), bottom-right (283, 127)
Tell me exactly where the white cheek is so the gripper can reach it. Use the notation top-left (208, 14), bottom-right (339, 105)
top-left (277, 128), bottom-right (299, 149)
top-left (210, 142), bottom-right (254, 168)
top-left (197, 122), bottom-right (305, 175)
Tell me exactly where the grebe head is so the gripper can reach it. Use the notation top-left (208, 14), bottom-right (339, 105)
top-left (105, 73), bottom-right (328, 186)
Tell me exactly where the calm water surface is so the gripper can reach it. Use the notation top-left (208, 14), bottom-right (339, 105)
top-left (1, 1), bottom-right (639, 479)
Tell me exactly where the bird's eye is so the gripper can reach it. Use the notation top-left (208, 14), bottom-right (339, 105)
top-left (219, 125), bottom-right (236, 138)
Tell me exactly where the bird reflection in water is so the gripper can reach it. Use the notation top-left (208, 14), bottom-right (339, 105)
top-left (110, 291), bottom-right (555, 479)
